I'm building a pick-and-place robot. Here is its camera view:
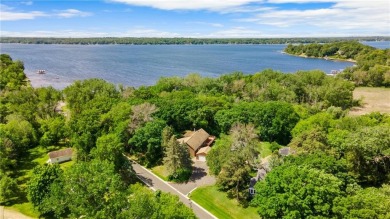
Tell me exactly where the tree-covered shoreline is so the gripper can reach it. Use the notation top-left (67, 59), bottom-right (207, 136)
top-left (284, 41), bottom-right (390, 87)
top-left (1, 36), bottom-right (389, 45)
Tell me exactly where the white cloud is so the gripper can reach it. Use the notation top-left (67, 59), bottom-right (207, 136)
top-left (21, 1), bottom-right (33, 6)
top-left (205, 27), bottom-right (264, 38)
top-left (0, 30), bottom-right (109, 38)
top-left (0, 11), bottom-right (47, 21)
top-left (0, 4), bottom-right (47, 21)
top-left (238, 0), bottom-right (390, 35)
top-left (189, 22), bottom-right (224, 27)
top-left (0, 5), bottom-right (92, 21)
top-left (0, 28), bottom-right (181, 38)
top-left (110, 0), bottom-right (264, 11)
top-left (56, 9), bottom-right (92, 18)
top-left (120, 28), bottom-right (181, 37)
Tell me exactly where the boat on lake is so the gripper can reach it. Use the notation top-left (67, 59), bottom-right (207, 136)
top-left (37, 70), bottom-right (46, 74)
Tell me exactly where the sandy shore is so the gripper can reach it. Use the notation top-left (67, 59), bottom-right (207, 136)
top-left (284, 52), bottom-right (357, 63)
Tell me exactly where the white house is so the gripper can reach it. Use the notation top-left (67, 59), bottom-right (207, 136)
top-left (47, 148), bottom-right (73, 164)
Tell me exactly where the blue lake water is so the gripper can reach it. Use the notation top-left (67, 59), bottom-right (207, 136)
top-left (1, 41), bottom-right (388, 89)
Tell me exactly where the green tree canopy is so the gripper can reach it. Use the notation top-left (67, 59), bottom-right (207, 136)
top-left (252, 165), bottom-right (343, 218)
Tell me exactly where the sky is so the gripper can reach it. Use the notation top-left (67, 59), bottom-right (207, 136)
top-left (0, 0), bottom-right (389, 38)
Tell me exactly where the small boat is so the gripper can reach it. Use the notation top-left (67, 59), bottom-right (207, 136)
top-left (37, 70), bottom-right (46, 74)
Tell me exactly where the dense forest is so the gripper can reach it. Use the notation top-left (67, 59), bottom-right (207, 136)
top-left (1, 53), bottom-right (389, 218)
top-left (284, 41), bottom-right (390, 87)
top-left (1, 36), bottom-right (389, 45)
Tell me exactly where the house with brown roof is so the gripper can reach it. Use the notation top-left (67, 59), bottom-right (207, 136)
top-left (177, 129), bottom-right (215, 160)
top-left (47, 148), bottom-right (73, 164)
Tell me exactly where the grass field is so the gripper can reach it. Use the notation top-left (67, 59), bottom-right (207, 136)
top-left (350, 87), bottom-right (390, 116)
top-left (151, 165), bottom-right (169, 181)
top-left (190, 185), bottom-right (259, 219)
top-left (258, 142), bottom-right (273, 158)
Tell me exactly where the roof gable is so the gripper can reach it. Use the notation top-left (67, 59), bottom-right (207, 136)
top-left (196, 146), bottom-right (211, 155)
top-left (185, 129), bottom-right (210, 151)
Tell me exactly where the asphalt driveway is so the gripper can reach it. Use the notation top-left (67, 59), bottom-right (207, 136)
top-left (169, 160), bottom-right (216, 195)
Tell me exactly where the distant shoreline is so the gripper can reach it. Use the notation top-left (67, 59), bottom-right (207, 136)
top-left (1, 36), bottom-right (389, 45)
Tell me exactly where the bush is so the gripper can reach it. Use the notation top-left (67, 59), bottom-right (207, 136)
top-left (168, 168), bottom-right (192, 182)
top-left (269, 142), bottom-right (281, 153)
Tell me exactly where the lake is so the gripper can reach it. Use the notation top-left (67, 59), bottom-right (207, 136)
top-left (1, 42), bottom-right (387, 89)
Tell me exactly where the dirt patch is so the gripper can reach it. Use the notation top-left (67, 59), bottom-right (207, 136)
top-left (349, 87), bottom-right (390, 116)
top-left (1, 207), bottom-right (34, 219)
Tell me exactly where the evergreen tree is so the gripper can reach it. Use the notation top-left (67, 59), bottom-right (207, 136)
top-left (217, 154), bottom-right (251, 204)
top-left (163, 136), bottom-right (192, 181)
top-left (161, 125), bottom-right (174, 148)
top-left (163, 136), bottom-right (181, 177)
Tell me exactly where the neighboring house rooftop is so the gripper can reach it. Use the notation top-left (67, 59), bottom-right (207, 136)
top-left (279, 147), bottom-right (293, 156)
top-left (48, 148), bottom-right (73, 159)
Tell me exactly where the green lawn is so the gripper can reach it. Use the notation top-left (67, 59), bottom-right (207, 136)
top-left (8, 145), bottom-right (74, 218)
top-left (258, 142), bottom-right (273, 158)
top-left (151, 165), bottom-right (169, 181)
top-left (190, 185), bottom-right (259, 219)
top-left (6, 203), bottom-right (40, 218)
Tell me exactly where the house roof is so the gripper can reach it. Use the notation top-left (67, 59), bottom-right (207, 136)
top-left (177, 136), bottom-right (191, 145)
top-left (48, 148), bottom-right (73, 159)
top-left (196, 146), bottom-right (211, 156)
top-left (178, 128), bottom-right (210, 151)
top-left (256, 168), bottom-right (267, 181)
top-left (279, 147), bottom-right (292, 156)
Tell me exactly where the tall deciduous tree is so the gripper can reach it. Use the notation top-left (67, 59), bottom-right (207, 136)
top-left (118, 184), bottom-right (196, 218)
top-left (252, 165), bottom-right (343, 218)
top-left (63, 160), bottom-right (127, 219)
top-left (91, 133), bottom-right (135, 183)
top-left (230, 123), bottom-right (260, 168)
top-left (127, 102), bottom-right (158, 134)
top-left (344, 125), bottom-right (390, 186)
top-left (27, 164), bottom-right (63, 213)
top-left (0, 175), bottom-right (19, 204)
top-left (333, 185), bottom-right (390, 218)
top-left (128, 119), bottom-right (166, 166)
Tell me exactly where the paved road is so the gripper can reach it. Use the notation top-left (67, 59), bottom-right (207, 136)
top-left (132, 162), bottom-right (217, 219)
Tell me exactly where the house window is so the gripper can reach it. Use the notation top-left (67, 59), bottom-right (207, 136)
top-left (249, 188), bottom-right (255, 195)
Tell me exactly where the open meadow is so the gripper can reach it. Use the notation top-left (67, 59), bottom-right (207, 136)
top-left (349, 87), bottom-right (390, 116)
